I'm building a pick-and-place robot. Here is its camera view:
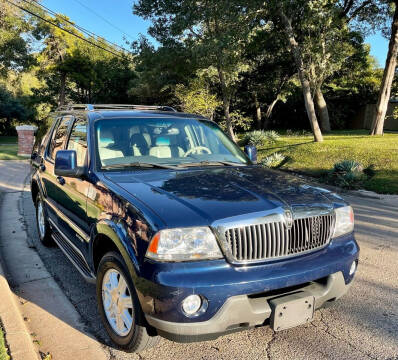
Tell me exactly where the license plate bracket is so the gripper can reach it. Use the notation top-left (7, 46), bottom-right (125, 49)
top-left (269, 292), bottom-right (314, 331)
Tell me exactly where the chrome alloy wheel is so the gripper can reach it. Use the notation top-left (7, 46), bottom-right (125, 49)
top-left (37, 201), bottom-right (45, 239)
top-left (102, 269), bottom-right (134, 337)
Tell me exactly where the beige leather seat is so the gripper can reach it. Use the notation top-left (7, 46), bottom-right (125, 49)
top-left (98, 128), bottom-right (123, 164)
top-left (149, 136), bottom-right (184, 158)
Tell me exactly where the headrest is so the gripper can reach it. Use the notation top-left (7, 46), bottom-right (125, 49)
top-left (167, 128), bottom-right (179, 135)
top-left (98, 128), bottom-right (115, 147)
top-left (130, 126), bottom-right (140, 135)
top-left (131, 133), bottom-right (147, 145)
top-left (155, 136), bottom-right (171, 146)
top-left (99, 128), bottom-right (114, 140)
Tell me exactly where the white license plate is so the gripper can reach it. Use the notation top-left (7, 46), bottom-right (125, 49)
top-left (270, 293), bottom-right (315, 331)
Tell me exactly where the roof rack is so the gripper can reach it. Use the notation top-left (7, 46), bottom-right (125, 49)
top-left (56, 104), bottom-right (178, 112)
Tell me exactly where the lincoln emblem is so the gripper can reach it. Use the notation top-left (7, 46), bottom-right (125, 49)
top-left (285, 210), bottom-right (293, 230)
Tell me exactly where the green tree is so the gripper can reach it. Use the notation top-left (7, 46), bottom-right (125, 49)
top-left (0, 1), bottom-right (34, 77)
top-left (130, 37), bottom-right (196, 105)
top-left (34, 12), bottom-right (91, 106)
top-left (240, 24), bottom-right (296, 129)
top-left (0, 85), bottom-right (27, 134)
top-left (133, 0), bottom-right (256, 140)
top-left (268, 0), bottom-right (324, 142)
top-left (175, 75), bottom-right (221, 119)
top-left (370, 1), bottom-right (398, 135)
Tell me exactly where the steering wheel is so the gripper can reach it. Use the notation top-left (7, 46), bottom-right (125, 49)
top-left (183, 146), bottom-right (212, 157)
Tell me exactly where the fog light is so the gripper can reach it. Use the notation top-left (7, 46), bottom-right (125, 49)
top-left (349, 260), bottom-right (357, 276)
top-left (182, 295), bottom-right (202, 316)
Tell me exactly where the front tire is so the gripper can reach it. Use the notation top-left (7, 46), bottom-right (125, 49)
top-left (96, 251), bottom-right (160, 352)
top-left (35, 193), bottom-right (53, 246)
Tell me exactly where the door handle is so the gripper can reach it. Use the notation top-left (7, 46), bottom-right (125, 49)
top-left (56, 176), bottom-right (65, 185)
top-left (39, 164), bottom-right (46, 172)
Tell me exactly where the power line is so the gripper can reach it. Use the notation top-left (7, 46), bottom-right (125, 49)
top-left (5, 0), bottom-right (128, 59)
top-left (70, 0), bottom-right (136, 41)
top-left (24, 0), bottom-right (129, 53)
top-left (23, 0), bottom-right (133, 55)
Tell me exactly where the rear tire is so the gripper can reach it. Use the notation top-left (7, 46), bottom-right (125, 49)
top-left (96, 251), bottom-right (160, 352)
top-left (35, 193), bottom-right (53, 246)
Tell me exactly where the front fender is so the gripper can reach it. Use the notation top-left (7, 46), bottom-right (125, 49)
top-left (31, 171), bottom-right (46, 200)
top-left (90, 218), bottom-right (140, 280)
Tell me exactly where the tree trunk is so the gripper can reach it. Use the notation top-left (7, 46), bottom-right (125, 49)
top-left (277, 8), bottom-right (323, 142)
top-left (314, 87), bottom-right (331, 132)
top-left (58, 71), bottom-right (66, 107)
top-left (253, 92), bottom-right (262, 129)
top-left (370, 3), bottom-right (398, 135)
top-left (263, 98), bottom-right (279, 129)
top-left (216, 65), bottom-right (235, 140)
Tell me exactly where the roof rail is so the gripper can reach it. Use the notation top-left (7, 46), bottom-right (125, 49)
top-left (56, 104), bottom-right (178, 112)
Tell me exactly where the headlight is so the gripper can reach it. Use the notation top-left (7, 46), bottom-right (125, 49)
top-left (333, 206), bottom-right (354, 238)
top-left (146, 227), bottom-right (223, 261)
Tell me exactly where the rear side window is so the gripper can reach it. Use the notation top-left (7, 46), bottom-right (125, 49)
top-left (67, 118), bottom-right (88, 167)
top-left (48, 116), bottom-right (73, 160)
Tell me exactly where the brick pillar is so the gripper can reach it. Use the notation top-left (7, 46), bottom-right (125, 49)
top-left (15, 125), bottom-right (38, 157)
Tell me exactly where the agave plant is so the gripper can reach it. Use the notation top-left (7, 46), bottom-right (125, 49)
top-left (263, 130), bottom-right (280, 143)
top-left (242, 130), bottom-right (268, 147)
top-left (333, 160), bottom-right (363, 174)
top-left (325, 160), bottom-right (368, 189)
top-left (261, 152), bottom-right (286, 168)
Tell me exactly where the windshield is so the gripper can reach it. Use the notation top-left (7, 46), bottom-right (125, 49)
top-left (94, 117), bottom-right (249, 169)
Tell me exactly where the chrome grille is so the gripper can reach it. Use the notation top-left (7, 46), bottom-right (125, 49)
top-left (224, 214), bottom-right (335, 262)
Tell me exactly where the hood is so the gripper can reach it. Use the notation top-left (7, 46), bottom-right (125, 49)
top-left (104, 166), bottom-right (343, 228)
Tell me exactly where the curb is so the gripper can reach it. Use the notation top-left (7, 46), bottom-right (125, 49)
top-left (283, 169), bottom-right (384, 200)
top-left (0, 263), bottom-right (39, 360)
top-left (0, 195), bottom-right (39, 360)
top-left (0, 170), bottom-right (109, 360)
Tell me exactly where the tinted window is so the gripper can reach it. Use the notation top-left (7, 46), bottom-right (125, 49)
top-left (94, 117), bottom-right (249, 168)
top-left (48, 116), bottom-right (72, 160)
top-left (67, 118), bottom-right (88, 167)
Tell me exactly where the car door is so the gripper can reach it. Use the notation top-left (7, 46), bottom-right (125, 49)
top-left (59, 116), bottom-right (91, 255)
top-left (41, 115), bottom-right (73, 227)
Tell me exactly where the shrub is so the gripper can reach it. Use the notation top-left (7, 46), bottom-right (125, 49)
top-left (263, 130), bottom-right (280, 143)
top-left (286, 129), bottom-right (312, 136)
top-left (324, 160), bottom-right (375, 189)
top-left (242, 130), bottom-right (268, 147)
top-left (242, 130), bottom-right (280, 147)
top-left (333, 160), bottom-right (363, 173)
top-left (261, 152), bottom-right (286, 169)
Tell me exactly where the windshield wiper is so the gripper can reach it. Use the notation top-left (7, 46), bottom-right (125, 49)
top-left (102, 162), bottom-right (180, 170)
top-left (178, 161), bottom-right (246, 168)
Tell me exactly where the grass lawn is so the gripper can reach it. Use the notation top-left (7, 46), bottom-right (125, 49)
top-left (256, 130), bottom-right (398, 194)
top-left (0, 136), bottom-right (25, 160)
top-left (0, 326), bottom-right (9, 360)
top-left (0, 136), bottom-right (17, 144)
top-left (0, 144), bottom-right (25, 160)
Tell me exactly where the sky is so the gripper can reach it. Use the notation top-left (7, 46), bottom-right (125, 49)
top-left (41, 0), bottom-right (388, 67)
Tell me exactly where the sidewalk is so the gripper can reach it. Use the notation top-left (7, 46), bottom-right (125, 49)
top-left (0, 161), bottom-right (108, 360)
top-left (0, 161), bottom-right (39, 360)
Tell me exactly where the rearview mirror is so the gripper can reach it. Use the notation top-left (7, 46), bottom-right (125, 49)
top-left (244, 145), bottom-right (257, 164)
top-left (54, 150), bottom-right (84, 178)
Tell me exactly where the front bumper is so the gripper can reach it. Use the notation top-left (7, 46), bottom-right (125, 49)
top-left (136, 233), bottom-right (359, 339)
top-left (145, 271), bottom-right (350, 341)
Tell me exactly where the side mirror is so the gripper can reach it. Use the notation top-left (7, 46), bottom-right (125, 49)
top-left (244, 145), bottom-right (257, 164)
top-left (54, 150), bottom-right (84, 178)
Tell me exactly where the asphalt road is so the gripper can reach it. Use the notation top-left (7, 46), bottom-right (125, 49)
top-left (21, 186), bottom-right (398, 360)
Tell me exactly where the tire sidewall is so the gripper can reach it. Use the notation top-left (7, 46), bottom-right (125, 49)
top-left (35, 193), bottom-right (50, 244)
top-left (96, 252), bottom-right (142, 348)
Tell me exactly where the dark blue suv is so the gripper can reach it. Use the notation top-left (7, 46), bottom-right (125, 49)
top-left (31, 104), bottom-right (359, 352)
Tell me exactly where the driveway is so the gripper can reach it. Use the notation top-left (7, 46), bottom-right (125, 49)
top-left (15, 167), bottom-right (398, 359)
